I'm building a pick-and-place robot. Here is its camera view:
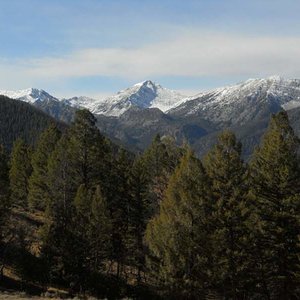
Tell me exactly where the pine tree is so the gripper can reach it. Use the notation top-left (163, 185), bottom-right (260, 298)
top-left (203, 130), bottom-right (252, 299)
top-left (145, 149), bottom-right (212, 299)
top-left (46, 134), bottom-right (74, 217)
top-left (249, 112), bottom-right (300, 299)
top-left (42, 110), bottom-right (112, 287)
top-left (72, 184), bottom-right (93, 289)
top-left (28, 124), bottom-right (61, 209)
top-left (128, 136), bottom-right (184, 284)
top-left (46, 109), bottom-right (109, 214)
top-left (42, 134), bottom-right (77, 283)
top-left (9, 139), bottom-right (32, 207)
top-left (127, 156), bottom-right (150, 284)
top-left (106, 148), bottom-right (133, 278)
top-left (140, 134), bottom-right (183, 212)
top-left (68, 109), bottom-right (109, 189)
top-left (72, 184), bottom-right (112, 287)
top-left (88, 185), bottom-right (112, 273)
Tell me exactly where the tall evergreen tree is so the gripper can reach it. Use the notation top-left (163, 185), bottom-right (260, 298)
top-left (9, 139), bottom-right (32, 207)
top-left (43, 110), bottom-right (112, 287)
top-left (28, 124), bottom-right (61, 209)
top-left (46, 109), bottom-right (109, 214)
top-left (203, 130), bottom-right (252, 299)
top-left (68, 109), bottom-right (109, 190)
top-left (72, 184), bottom-right (93, 289)
top-left (42, 134), bottom-right (77, 283)
top-left (127, 156), bottom-right (150, 284)
top-left (140, 135), bottom-right (183, 212)
top-left (88, 185), bottom-right (112, 273)
top-left (71, 184), bottom-right (112, 288)
top-left (145, 149), bottom-right (212, 299)
top-left (106, 148), bottom-right (133, 278)
top-left (249, 112), bottom-right (300, 299)
top-left (127, 136), bottom-right (184, 284)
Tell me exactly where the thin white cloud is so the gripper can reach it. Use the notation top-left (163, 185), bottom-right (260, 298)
top-left (1, 30), bottom-right (300, 89)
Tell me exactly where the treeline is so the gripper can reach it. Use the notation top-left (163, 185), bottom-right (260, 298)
top-left (0, 110), bottom-right (300, 299)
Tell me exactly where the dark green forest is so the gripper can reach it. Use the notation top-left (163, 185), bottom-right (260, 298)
top-left (0, 95), bottom-right (66, 150)
top-left (0, 108), bottom-right (300, 299)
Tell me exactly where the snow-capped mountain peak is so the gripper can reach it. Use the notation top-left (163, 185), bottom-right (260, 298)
top-left (0, 81), bottom-right (186, 117)
top-left (0, 88), bottom-right (59, 103)
top-left (134, 79), bottom-right (154, 87)
top-left (92, 80), bottom-right (185, 116)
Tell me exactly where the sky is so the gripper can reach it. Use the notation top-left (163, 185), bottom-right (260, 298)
top-left (1, 0), bottom-right (300, 98)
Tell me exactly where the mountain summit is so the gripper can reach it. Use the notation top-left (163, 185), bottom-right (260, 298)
top-left (0, 88), bottom-right (59, 104)
top-left (91, 80), bottom-right (185, 116)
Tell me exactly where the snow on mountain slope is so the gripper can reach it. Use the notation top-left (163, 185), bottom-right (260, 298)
top-left (3, 77), bottom-right (300, 125)
top-left (92, 80), bottom-right (185, 116)
top-left (61, 96), bottom-right (101, 112)
top-left (0, 81), bottom-right (185, 117)
top-left (0, 88), bottom-right (59, 103)
top-left (168, 76), bottom-right (300, 125)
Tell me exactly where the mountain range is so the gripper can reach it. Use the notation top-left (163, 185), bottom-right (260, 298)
top-left (0, 80), bottom-right (185, 116)
top-left (1, 76), bottom-right (300, 157)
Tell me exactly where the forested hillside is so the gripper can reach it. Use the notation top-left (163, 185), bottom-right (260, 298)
top-left (0, 109), bottom-right (300, 299)
top-left (0, 96), bottom-right (66, 150)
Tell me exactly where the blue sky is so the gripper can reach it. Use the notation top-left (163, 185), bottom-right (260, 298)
top-left (1, 0), bottom-right (300, 98)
